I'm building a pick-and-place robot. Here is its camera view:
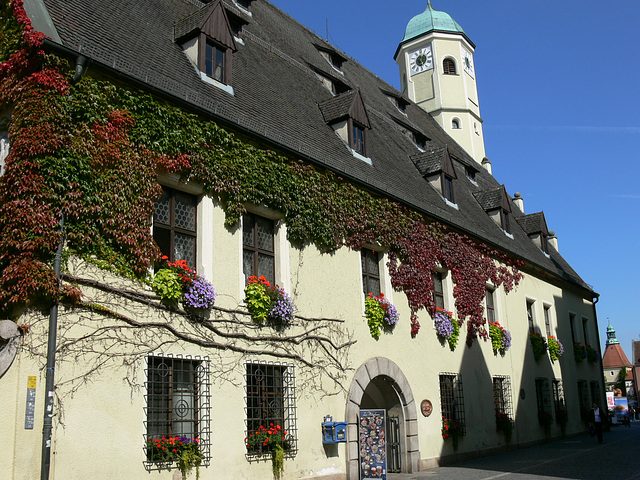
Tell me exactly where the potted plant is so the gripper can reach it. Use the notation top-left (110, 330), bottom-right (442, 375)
top-left (573, 341), bottom-right (585, 362)
top-left (364, 292), bottom-right (399, 339)
top-left (547, 336), bottom-right (564, 361)
top-left (495, 410), bottom-right (513, 444)
top-left (434, 308), bottom-right (461, 350)
top-left (488, 321), bottom-right (512, 356)
top-left (152, 257), bottom-right (216, 314)
top-left (441, 416), bottom-right (463, 451)
top-left (585, 344), bottom-right (597, 364)
top-left (246, 424), bottom-right (291, 480)
top-left (244, 276), bottom-right (295, 329)
top-left (146, 436), bottom-right (203, 480)
top-left (529, 331), bottom-right (547, 362)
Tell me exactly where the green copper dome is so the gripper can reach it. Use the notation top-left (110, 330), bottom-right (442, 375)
top-left (401, 1), bottom-right (466, 43)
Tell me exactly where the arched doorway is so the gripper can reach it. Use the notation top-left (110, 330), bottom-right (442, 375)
top-left (345, 357), bottom-right (420, 479)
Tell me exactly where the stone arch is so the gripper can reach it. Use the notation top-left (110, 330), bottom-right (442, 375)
top-left (345, 357), bottom-right (420, 479)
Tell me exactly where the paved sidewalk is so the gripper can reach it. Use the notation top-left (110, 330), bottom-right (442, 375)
top-left (389, 423), bottom-right (640, 480)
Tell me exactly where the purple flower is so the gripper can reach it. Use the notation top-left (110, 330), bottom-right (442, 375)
top-left (269, 288), bottom-right (295, 325)
top-left (502, 329), bottom-right (512, 351)
top-left (434, 310), bottom-right (454, 338)
top-left (381, 297), bottom-right (399, 325)
top-left (184, 276), bottom-right (216, 310)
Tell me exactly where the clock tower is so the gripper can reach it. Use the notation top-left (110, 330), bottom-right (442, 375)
top-left (395, 1), bottom-right (486, 165)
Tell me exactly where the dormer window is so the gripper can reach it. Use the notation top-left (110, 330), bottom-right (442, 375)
top-left (465, 166), bottom-right (477, 181)
top-left (414, 132), bottom-right (427, 150)
top-left (410, 146), bottom-right (457, 206)
top-left (315, 44), bottom-right (347, 73)
top-left (234, 0), bottom-right (253, 11)
top-left (516, 212), bottom-right (551, 253)
top-left (473, 186), bottom-right (513, 237)
top-left (442, 174), bottom-right (455, 203)
top-left (443, 58), bottom-right (457, 75)
top-left (318, 90), bottom-right (372, 163)
top-left (175, 0), bottom-right (237, 92)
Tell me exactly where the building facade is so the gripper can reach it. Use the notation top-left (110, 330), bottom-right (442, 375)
top-left (0, 1), bottom-right (604, 479)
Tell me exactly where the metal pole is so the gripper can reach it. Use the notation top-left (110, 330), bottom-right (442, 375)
top-left (41, 214), bottom-right (64, 480)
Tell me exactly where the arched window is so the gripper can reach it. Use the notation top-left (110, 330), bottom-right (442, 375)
top-left (451, 119), bottom-right (460, 129)
top-left (443, 58), bottom-right (456, 75)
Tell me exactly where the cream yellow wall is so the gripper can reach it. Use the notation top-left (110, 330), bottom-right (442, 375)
top-left (0, 198), bottom-right (601, 480)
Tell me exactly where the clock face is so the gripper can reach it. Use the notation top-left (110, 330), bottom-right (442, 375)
top-left (409, 46), bottom-right (433, 76)
top-left (461, 49), bottom-right (475, 78)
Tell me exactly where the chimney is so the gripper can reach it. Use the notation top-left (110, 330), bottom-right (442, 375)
top-left (513, 192), bottom-right (524, 213)
top-left (481, 157), bottom-right (492, 175)
top-left (548, 230), bottom-right (558, 251)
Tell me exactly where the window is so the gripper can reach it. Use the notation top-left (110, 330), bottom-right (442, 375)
top-left (154, 187), bottom-right (197, 269)
top-left (552, 380), bottom-right (565, 416)
top-left (361, 249), bottom-right (381, 296)
top-left (414, 132), bottom-right (427, 149)
top-left (451, 119), bottom-right (460, 129)
top-left (577, 380), bottom-right (590, 420)
top-left (466, 166), bottom-right (476, 181)
top-left (205, 41), bottom-right (226, 83)
top-left (442, 173), bottom-right (455, 203)
top-left (535, 377), bottom-right (552, 422)
top-left (242, 213), bottom-right (275, 285)
top-left (350, 121), bottom-right (366, 156)
top-left (0, 128), bottom-right (8, 177)
top-left (245, 361), bottom-right (297, 456)
top-left (544, 305), bottom-right (551, 337)
top-left (145, 354), bottom-right (210, 465)
top-left (439, 373), bottom-right (465, 434)
top-left (443, 58), bottom-right (456, 75)
top-left (500, 208), bottom-right (510, 234)
top-left (569, 314), bottom-right (576, 343)
top-left (493, 376), bottom-right (513, 419)
top-left (486, 288), bottom-right (495, 323)
top-left (589, 381), bottom-right (601, 406)
top-left (526, 300), bottom-right (535, 332)
top-left (582, 318), bottom-right (590, 345)
top-left (432, 272), bottom-right (444, 309)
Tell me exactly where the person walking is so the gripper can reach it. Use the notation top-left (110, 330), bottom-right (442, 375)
top-left (588, 402), bottom-right (605, 443)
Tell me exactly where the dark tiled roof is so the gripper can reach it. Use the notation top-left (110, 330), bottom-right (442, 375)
top-left (36, 0), bottom-right (595, 295)
top-left (473, 186), bottom-right (506, 211)
top-left (517, 212), bottom-right (548, 235)
top-left (411, 148), bottom-right (446, 176)
top-left (318, 91), bottom-right (356, 124)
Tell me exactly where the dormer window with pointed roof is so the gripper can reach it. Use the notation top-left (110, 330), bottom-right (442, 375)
top-left (381, 88), bottom-right (410, 115)
top-left (318, 90), bottom-right (372, 163)
top-left (410, 146), bottom-right (458, 207)
top-left (174, 0), bottom-right (239, 93)
top-left (516, 212), bottom-right (551, 254)
top-left (473, 186), bottom-right (512, 236)
top-left (391, 115), bottom-right (430, 152)
top-left (315, 43), bottom-right (347, 73)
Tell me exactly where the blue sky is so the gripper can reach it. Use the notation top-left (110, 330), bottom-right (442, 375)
top-left (269, 0), bottom-right (640, 361)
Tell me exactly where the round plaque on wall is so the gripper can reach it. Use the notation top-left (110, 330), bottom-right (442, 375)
top-left (420, 399), bottom-right (433, 417)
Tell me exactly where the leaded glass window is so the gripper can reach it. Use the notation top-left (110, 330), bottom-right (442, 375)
top-left (361, 249), bottom-right (380, 296)
top-left (242, 213), bottom-right (275, 284)
top-left (153, 187), bottom-right (197, 269)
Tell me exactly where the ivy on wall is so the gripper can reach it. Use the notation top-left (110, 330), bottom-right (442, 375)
top-left (0, 0), bottom-right (522, 343)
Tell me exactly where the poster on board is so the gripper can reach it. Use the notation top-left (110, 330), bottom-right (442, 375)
top-left (359, 409), bottom-right (386, 480)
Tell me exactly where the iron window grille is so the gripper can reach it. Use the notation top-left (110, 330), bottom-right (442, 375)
top-left (552, 380), bottom-right (565, 415)
top-left (535, 377), bottom-right (552, 419)
top-left (443, 58), bottom-right (456, 75)
top-left (577, 380), bottom-right (590, 420)
top-left (144, 354), bottom-right (211, 469)
top-left (361, 249), bottom-right (381, 296)
top-left (486, 288), bottom-right (496, 324)
top-left (432, 272), bottom-right (445, 309)
top-left (153, 187), bottom-right (197, 269)
top-left (439, 373), bottom-right (465, 435)
top-left (493, 376), bottom-right (513, 419)
top-left (245, 361), bottom-right (297, 458)
top-left (242, 213), bottom-right (275, 285)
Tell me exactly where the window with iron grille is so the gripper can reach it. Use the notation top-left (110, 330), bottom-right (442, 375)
top-left (361, 249), bottom-right (381, 296)
top-left (486, 288), bottom-right (496, 323)
top-left (145, 354), bottom-right (211, 467)
top-left (243, 213), bottom-right (275, 285)
top-left (154, 187), bottom-right (197, 269)
top-left (432, 272), bottom-right (445, 309)
top-left (577, 380), bottom-right (589, 419)
top-left (493, 376), bottom-right (513, 418)
top-left (443, 58), bottom-right (456, 75)
top-left (552, 380), bottom-right (565, 414)
top-left (439, 373), bottom-right (465, 435)
top-left (245, 361), bottom-right (297, 457)
top-left (535, 377), bottom-right (552, 418)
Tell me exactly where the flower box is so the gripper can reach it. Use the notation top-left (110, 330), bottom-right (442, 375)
top-left (364, 292), bottom-right (399, 339)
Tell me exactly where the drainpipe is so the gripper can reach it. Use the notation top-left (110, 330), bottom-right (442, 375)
top-left (71, 55), bottom-right (87, 85)
top-left (40, 214), bottom-right (64, 480)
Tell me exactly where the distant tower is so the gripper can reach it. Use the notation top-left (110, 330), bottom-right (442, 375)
top-left (606, 320), bottom-right (619, 345)
top-left (395, 1), bottom-right (486, 165)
